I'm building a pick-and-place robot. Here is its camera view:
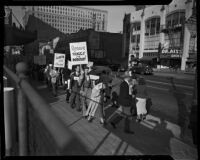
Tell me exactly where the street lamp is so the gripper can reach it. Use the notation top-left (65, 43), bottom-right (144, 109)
top-left (157, 42), bottom-right (162, 69)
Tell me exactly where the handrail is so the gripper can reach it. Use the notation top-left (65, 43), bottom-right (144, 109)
top-left (3, 65), bottom-right (88, 154)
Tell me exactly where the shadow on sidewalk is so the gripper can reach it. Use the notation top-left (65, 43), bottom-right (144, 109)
top-left (104, 117), bottom-right (174, 155)
top-left (29, 79), bottom-right (66, 104)
top-left (168, 77), bottom-right (190, 140)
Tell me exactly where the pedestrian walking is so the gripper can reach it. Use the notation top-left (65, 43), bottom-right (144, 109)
top-left (85, 79), bottom-right (105, 123)
top-left (50, 66), bottom-right (59, 97)
top-left (109, 71), bottom-right (135, 134)
top-left (80, 66), bottom-right (93, 117)
top-left (110, 73), bottom-right (123, 108)
top-left (44, 65), bottom-right (51, 89)
top-left (63, 64), bottom-right (72, 102)
top-left (135, 76), bottom-right (149, 122)
top-left (69, 65), bottom-right (81, 111)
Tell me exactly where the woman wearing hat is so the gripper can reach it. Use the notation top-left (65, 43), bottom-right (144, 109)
top-left (80, 65), bottom-right (93, 117)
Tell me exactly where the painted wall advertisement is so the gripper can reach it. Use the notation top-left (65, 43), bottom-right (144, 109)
top-left (69, 42), bottom-right (88, 65)
top-left (54, 53), bottom-right (65, 68)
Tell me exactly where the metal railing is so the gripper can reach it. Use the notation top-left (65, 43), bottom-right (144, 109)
top-left (3, 62), bottom-right (89, 156)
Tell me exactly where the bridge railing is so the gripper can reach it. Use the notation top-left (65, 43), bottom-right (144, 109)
top-left (3, 62), bottom-right (89, 156)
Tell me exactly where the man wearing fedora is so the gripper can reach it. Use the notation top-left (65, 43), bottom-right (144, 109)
top-left (109, 71), bottom-right (135, 134)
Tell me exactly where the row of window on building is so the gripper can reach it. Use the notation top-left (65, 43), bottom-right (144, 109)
top-left (35, 6), bottom-right (105, 20)
top-left (131, 11), bottom-right (185, 36)
top-left (130, 11), bottom-right (185, 50)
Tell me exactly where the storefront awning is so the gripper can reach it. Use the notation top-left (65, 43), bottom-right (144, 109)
top-left (187, 58), bottom-right (196, 63)
top-left (139, 57), bottom-right (155, 61)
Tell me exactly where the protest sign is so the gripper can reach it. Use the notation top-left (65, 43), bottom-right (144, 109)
top-left (87, 61), bottom-right (94, 68)
top-left (69, 42), bottom-right (88, 65)
top-left (54, 53), bottom-right (65, 68)
top-left (89, 75), bottom-right (99, 80)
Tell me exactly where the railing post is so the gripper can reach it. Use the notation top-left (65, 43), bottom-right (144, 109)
top-left (16, 62), bottom-right (28, 156)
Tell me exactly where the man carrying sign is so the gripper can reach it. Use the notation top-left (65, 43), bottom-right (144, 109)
top-left (69, 65), bottom-right (82, 111)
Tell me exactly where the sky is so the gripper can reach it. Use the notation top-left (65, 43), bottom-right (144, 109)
top-left (9, 5), bottom-right (136, 33)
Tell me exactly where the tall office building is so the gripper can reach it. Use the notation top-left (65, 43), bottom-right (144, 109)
top-left (22, 6), bottom-right (108, 34)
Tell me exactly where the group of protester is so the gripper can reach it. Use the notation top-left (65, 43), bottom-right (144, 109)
top-left (43, 62), bottom-right (152, 134)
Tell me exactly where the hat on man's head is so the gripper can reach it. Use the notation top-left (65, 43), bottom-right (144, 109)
top-left (121, 71), bottom-right (131, 79)
top-left (83, 65), bottom-right (89, 69)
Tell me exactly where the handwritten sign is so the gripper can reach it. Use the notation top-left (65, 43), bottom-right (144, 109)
top-left (54, 53), bottom-right (65, 68)
top-left (69, 42), bottom-right (88, 65)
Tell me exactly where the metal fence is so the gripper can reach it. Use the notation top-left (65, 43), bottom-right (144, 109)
top-left (3, 63), bottom-right (89, 156)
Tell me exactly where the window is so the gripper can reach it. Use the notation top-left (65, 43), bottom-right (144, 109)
top-left (166, 11), bottom-right (185, 28)
top-left (150, 18), bottom-right (156, 35)
top-left (156, 18), bottom-right (160, 34)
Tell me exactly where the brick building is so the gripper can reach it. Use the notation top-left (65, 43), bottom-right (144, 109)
top-left (54, 29), bottom-right (123, 64)
top-left (24, 15), bottom-right (65, 64)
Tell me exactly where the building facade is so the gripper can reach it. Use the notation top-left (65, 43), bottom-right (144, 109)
top-left (123, 0), bottom-right (197, 71)
top-left (22, 6), bottom-right (108, 34)
top-left (54, 29), bottom-right (123, 64)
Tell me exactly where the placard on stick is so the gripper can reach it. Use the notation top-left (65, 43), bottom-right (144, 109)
top-left (69, 42), bottom-right (88, 65)
top-left (54, 53), bottom-right (65, 68)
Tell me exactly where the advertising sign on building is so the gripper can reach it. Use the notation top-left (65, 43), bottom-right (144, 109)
top-left (69, 42), bottom-right (88, 65)
top-left (54, 53), bottom-right (65, 68)
top-left (161, 49), bottom-right (181, 58)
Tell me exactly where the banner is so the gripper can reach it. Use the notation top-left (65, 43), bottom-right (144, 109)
top-left (54, 53), bottom-right (65, 68)
top-left (69, 42), bottom-right (88, 65)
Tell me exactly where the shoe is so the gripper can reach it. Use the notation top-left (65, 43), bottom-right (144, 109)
top-left (70, 105), bottom-right (75, 109)
top-left (88, 116), bottom-right (93, 122)
top-left (110, 122), bottom-right (116, 129)
top-left (76, 108), bottom-right (82, 112)
top-left (136, 118), bottom-right (141, 123)
top-left (124, 130), bottom-right (134, 134)
top-left (83, 115), bottom-right (88, 119)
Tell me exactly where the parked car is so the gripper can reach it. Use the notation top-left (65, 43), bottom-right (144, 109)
top-left (92, 59), bottom-right (120, 72)
top-left (130, 63), bottom-right (153, 75)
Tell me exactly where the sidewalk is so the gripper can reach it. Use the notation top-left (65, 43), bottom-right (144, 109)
top-left (33, 80), bottom-right (198, 158)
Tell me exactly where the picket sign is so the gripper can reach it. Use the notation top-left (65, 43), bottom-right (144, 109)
top-left (54, 53), bottom-right (65, 68)
top-left (89, 75), bottom-right (99, 80)
top-left (69, 42), bottom-right (88, 65)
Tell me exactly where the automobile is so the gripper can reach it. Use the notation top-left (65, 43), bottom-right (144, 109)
top-left (130, 63), bottom-right (153, 75)
top-left (92, 59), bottom-right (120, 72)
top-left (89, 65), bottom-right (112, 76)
